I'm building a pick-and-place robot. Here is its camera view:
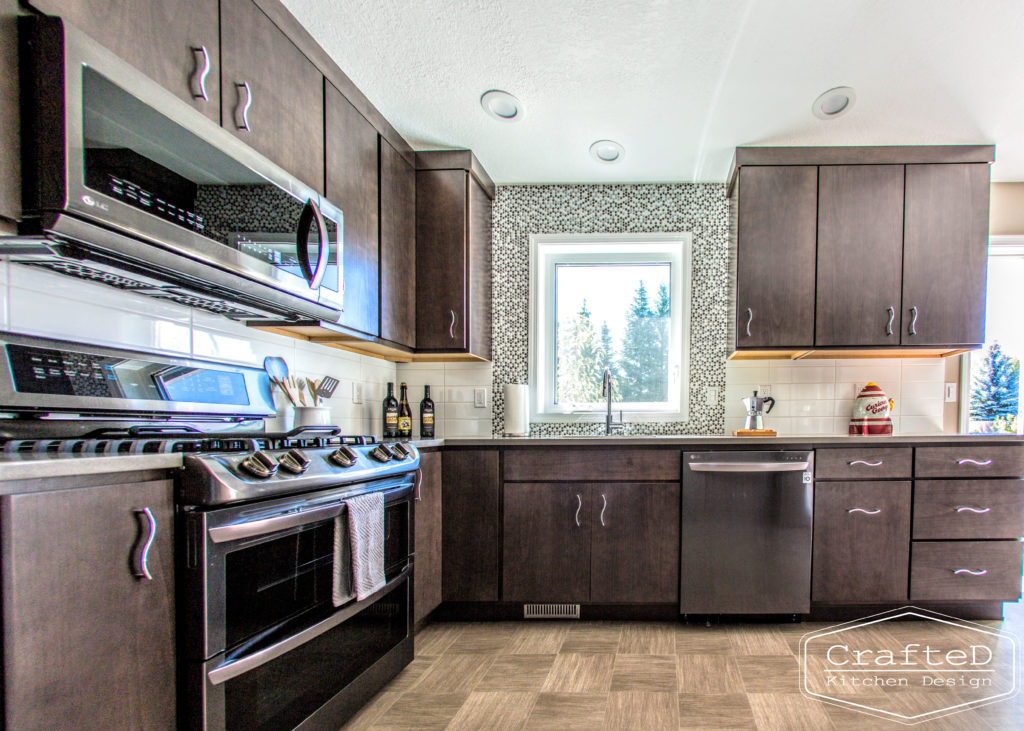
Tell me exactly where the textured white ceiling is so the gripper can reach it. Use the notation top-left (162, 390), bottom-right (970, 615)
top-left (281, 0), bottom-right (1024, 183)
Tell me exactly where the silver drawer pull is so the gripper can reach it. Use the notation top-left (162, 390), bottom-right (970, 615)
top-left (886, 306), bottom-right (895, 336)
top-left (131, 508), bottom-right (156, 580)
top-left (953, 569), bottom-right (988, 576)
top-left (190, 46), bottom-right (210, 101)
top-left (574, 493), bottom-right (582, 527)
top-left (957, 458), bottom-right (993, 466)
top-left (955, 506), bottom-right (991, 514)
top-left (908, 306), bottom-right (918, 336)
top-left (848, 459), bottom-right (883, 467)
top-left (745, 308), bottom-right (753, 337)
top-left (847, 507), bottom-right (881, 515)
top-left (234, 82), bottom-right (252, 130)
top-left (600, 493), bottom-right (607, 527)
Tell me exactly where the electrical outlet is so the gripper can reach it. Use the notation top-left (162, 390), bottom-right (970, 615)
top-left (705, 386), bottom-right (719, 406)
top-left (757, 384), bottom-right (772, 398)
top-left (474, 387), bottom-right (487, 408)
top-left (945, 382), bottom-right (958, 403)
top-left (352, 382), bottom-right (363, 404)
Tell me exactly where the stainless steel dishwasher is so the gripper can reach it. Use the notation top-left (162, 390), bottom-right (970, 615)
top-left (681, 451), bottom-right (814, 615)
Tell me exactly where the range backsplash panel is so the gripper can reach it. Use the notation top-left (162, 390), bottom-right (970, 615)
top-left (490, 183), bottom-right (730, 436)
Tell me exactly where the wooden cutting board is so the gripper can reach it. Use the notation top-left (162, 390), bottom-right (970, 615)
top-left (732, 429), bottom-right (778, 437)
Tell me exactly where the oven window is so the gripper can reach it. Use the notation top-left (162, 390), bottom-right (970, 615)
top-left (222, 578), bottom-right (409, 731)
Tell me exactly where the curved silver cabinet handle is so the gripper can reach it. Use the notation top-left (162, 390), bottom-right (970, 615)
top-left (132, 508), bottom-right (156, 580)
top-left (886, 306), bottom-right (895, 336)
top-left (449, 310), bottom-right (456, 340)
top-left (954, 569), bottom-right (988, 576)
top-left (955, 506), bottom-right (991, 514)
top-left (414, 469), bottom-right (422, 502)
top-left (847, 507), bottom-right (881, 515)
top-left (957, 458), bottom-right (993, 466)
top-left (908, 306), bottom-right (918, 336)
top-left (600, 493), bottom-right (607, 527)
top-left (190, 46), bottom-right (210, 101)
top-left (745, 308), bottom-right (753, 337)
top-left (574, 493), bottom-right (582, 527)
top-left (234, 82), bottom-right (252, 130)
top-left (848, 459), bottom-right (883, 467)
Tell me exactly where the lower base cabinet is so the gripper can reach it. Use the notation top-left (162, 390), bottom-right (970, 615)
top-left (502, 482), bottom-right (680, 604)
top-left (413, 450), bottom-right (442, 625)
top-left (1, 475), bottom-right (176, 729)
top-left (910, 541), bottom-right (1023, 601)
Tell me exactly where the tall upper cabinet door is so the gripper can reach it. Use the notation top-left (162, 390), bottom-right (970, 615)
top-left (326, 83), bottom-right (379, 336)
top-left (416, 169), bottom-right (468, 350)
top-left (1, 0), bottom-right (19, 225)
top-left (29, 0), bottom-right (221, 123)
top-left (380, 139), bottom-right (416, 347)
top-left (816, 165), bottom-right (905, 346)
top-left (220, 0), bottom-right (324, 193)
top-left (902, 164), bottom-right (990, 346)
top-left (735, 166), bottom-right (817, 348)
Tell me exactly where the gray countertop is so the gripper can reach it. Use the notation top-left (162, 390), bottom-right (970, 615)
top-left (0, 453), bottom-right (183, 482)
top-left (441, 434), bottom-right (1024, 447)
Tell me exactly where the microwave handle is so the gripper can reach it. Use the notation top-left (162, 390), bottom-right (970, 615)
top-left (296, 199), bottom-right (330, 290)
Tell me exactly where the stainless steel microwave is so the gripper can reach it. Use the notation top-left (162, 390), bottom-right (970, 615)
top-left (3, 16), bottom-right (344, 323)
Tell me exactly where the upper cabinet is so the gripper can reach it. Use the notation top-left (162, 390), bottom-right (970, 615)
top-left (728, 146), bottom-right (995, 358)
top-left (380, 138), bottom-right (416, 348)
top-left (28, 0), bottom-right (221, 123)
top-left (415, 151), bottom-right (493, 360)
top-left (220, 0), bottom-right (324, 193)
top-left (326, 82), bottom-right (379, 336)
top-left (1, 0), bottom-right (20, 225)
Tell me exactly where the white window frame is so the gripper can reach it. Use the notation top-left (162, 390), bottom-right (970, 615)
top-left (959, 235), bottom-right (1024, 434)
top-left (528, 233), bottom-right (692, 423)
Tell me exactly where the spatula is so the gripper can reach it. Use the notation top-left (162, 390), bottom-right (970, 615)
top-left (317, 376), bottom-right (340, 400)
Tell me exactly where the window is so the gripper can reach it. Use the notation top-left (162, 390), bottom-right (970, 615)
top-left (964, 237), bottom-right (1024, 434)
top-left (529, 233), bottom-right (692, 421)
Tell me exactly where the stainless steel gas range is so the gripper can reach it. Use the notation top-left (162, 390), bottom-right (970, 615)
top-left (0, 332), bottom-right (420, 730)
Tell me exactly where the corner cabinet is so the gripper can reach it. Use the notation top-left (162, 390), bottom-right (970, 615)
top-left (380, 138), bottom-right (417, 348)
top-left (442, 449), bottom-right (500, 601)
top-left (415, 151), bottom-right (493, 360)
top-left (413, 450), bottom-right (442, 625)
top-left (1, 473), bottom-right (176, 729)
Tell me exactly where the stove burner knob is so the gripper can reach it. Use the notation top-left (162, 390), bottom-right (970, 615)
top-left (239, 450), bottom-right (278, 478)
top-left (369, 445), bottom-right (393, 463)
top-left (278, 448), bottom-right (311, 474)
top-left (329, 446), bottom-right (358, 468)
top-left (391, 442), bottom-right (411, 459)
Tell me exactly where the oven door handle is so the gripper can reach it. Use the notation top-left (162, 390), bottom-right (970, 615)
top-left (206, 565), bottom-right (411, 686)
top-left (208, 502), bottom-right (344, 543)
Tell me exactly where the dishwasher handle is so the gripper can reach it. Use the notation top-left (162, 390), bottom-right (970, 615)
top-left (687, 460), bottom-right (810, 473)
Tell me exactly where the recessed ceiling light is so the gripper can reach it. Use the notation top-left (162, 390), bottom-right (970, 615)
top-left (812, 86), bottom-right (856, 120)
top-left (589, 139), bottom-right (624, 163)
top-left (480, 90), bottom-right (522, 121)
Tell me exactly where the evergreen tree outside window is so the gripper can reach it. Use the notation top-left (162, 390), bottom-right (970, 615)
top-left (529, 234), bottom-right (691, 421)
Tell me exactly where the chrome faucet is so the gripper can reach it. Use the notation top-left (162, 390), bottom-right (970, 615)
top-left (601, 369), bottom-right (625, 436)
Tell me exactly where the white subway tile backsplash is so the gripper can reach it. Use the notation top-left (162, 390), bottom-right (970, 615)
top-left (789, 400), bottom-right (834, 418)
top-left (789, 383), bottom-right (836, 400)
top-left (443, 418), bottom-right (492, 438)
top-left (900, 380), bottom-right (943, 400)
top-left (900, 415), bottom-right (943, 434)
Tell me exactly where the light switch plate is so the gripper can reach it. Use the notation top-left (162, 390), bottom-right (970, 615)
top-left (352, 382), bottom-right (363, 404)
top-left (757, 384), bottom-right (772, 398)
top-left (474, 387), bottom-right (487, 408)
top-left (944, 382), bottom-right (958, 403)
top-left (705, 386), bottom-right (719, 406)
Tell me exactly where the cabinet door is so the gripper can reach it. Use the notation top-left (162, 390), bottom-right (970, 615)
top-left (326, 83), bottom-right (379, 335)
top-left (735, 165), bottom-right (817, 348)
top-left (220, 0), bottom-right (324, 192)
top-left (1, 0), bottom-right (20, 223)
top-left (902, 163), bottom-right (990, 346)
top-left (816, 165), bottom-right (905, 346)
top-left (416, 169), bottom-right (467, 350)
top-left (503, 483), bottom-right (590, 602)
top-left (590, 483), bottom-right (680, 603)
top-left (31, 0), bottom-right (220, 122)
top-left (812, 481), bottom-right (911, 603)
top-left (1, 479), bottom-right (176, 729)
top-left (467, 176), bottom-right (492, 359)
top-left (414, 450), bottom-right (442, 625)
top-left (380, 139), bottom-right (416, 347)
top-left (442, 450), bottom-right (499, 601)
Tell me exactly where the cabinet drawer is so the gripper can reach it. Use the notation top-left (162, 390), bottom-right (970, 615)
top-left (815, 448), bottom-right (912, 479)
top-left (915, 446), bottom-right (1024, 478)
top-left (504, 449), bottom-right (679, 482)
top-left (910, 541), bottom-right (1022, 601)
top-left (913, 481), bottom-right (1024, 539)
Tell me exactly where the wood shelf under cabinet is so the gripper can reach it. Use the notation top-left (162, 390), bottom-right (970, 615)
top-left (247, 320), bottom-right (488, 362)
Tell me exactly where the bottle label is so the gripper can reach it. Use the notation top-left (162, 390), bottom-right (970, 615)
top-left (398, 416), bottom-right (412, 432)
top-left (422, 414), bottom-right (434, 426)
top-left (385, 410), bottom-right (398, 426)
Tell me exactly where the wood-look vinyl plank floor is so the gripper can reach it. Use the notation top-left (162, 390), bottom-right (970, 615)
top-left (446, 691), bottom-right (538, 730)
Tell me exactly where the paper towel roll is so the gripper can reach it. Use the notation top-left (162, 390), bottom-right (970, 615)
top-left (503, 383), bottom-right (529, 436)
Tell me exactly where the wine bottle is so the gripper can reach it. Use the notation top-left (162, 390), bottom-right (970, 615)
top-left (398, 382), bottom-right (412, 438)
top-left (382, 382), bottom-right (399, 438)
top-left (420, 385), bottom-right (435, 438)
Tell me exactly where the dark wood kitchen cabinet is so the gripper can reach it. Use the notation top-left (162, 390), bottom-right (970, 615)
top-left (380, 138), bottom-right (416, 348)
top-left (326, 82), bottom-right (379, 336)
top-left (812, 481), bottom-right (911, 603)
top-left (1, 0), bottom-right (20, 225)
top-left (901, 163), bottom-right (990, 346)
top-left (442, 449), bottom-right (500, 601)
top-left (28, 0), bottom-right (221, 123)
top-left (415, 151), bottom-right (493, 359)
top-left (414, 450), bottom-right (442, 625)
top-left (1, 474), bottom-right (176, 729)
top-left (220, 0), bottom-right (324, 192)
top-left (815, 165), bottom-right (905, 346)
top-left (732, 165), bottom-right (817, 349)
